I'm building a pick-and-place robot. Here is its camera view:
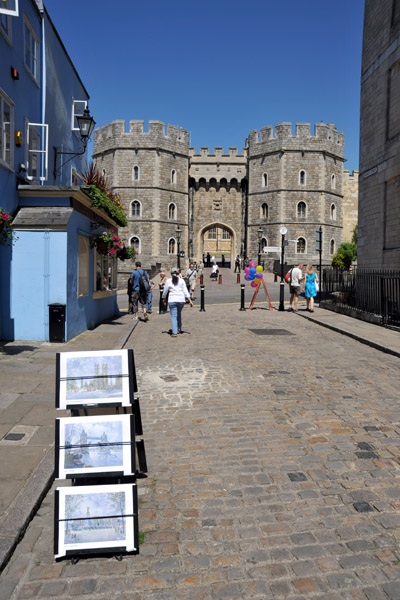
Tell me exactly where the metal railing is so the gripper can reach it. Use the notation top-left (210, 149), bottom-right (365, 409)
top-left (323, 268), bottom-right (400, 327)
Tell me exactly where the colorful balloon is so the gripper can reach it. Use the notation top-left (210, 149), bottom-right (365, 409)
top-left (248, 274), bottom-right (255, 280)
top-left (244, 274), bottom-right (250, 281)
top-left (251, 281), bottom-right (258, 287)
top-left (244, 267), bottom-right (250, 275)
top-left (249, 261), bottom-right (257, 268)
top-left (256, 265), bottom-right (263, 273)
top-left (250, 267), bottom-right (256, 275)
top-left (255, 273), bottom-right (263, 279)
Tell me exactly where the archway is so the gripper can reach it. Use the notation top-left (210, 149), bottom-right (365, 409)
top-left (199, 223), bottom-right (235, 267)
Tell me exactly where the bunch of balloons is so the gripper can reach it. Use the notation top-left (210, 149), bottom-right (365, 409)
top-left (244, 261), bottom-right (264, 287)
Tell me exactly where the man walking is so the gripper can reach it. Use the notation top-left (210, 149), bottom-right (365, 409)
top-left (234, 255), bottom-right (241, 273)
top-left (185, 263), bottom-right (198, 299)
top-left (130, 261), bottom-right (150, 321)
top-left (289, 263), bottom-right (304, 313)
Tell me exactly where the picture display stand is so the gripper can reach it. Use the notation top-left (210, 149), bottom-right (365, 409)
top-left (54, 483), bottom-right (139, 560)
top-left (54, 348), bottom-right (147, 562)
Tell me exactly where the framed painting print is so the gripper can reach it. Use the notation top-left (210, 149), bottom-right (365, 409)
top-left (55, 414), bottom-right (135, 479)
top-left (54, 484), bottom-right (138, 559)
top-left (56, 349), bottom-right (135, 409)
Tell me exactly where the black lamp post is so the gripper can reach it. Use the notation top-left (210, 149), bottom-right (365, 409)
top-left (53, 106), bottom-right (96, 177)
top-left (176, 227), bottom-right (182, 269)
top-left (257, 225), bottom-right (263, 266)
top-left (279, 226), bottom-right (287, 312)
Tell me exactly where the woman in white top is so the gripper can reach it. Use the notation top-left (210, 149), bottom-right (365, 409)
top-left (162, 267), bottom-right (193, 337)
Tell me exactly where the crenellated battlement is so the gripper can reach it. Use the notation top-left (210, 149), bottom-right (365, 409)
top-left (189, 147), bottom-right (247, 159)
top-left (93, 120), bottom-right (190, 155)
top-left (247, 122), bottom-right (345, 158)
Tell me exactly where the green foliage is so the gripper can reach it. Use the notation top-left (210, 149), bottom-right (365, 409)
top-left (0, 208), bottom-right (18, 247)
top-left (351, 224), bottom-right (358, 245)
top-left (86, 185), bottom-right (128, 227)
top-left (331, 241), bottom-right (357, 270)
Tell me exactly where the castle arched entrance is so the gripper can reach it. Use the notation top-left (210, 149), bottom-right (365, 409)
top-left (199, 223), bottom-right (235, 266)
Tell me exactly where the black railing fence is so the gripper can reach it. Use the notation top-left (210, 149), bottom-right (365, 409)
top-left (323, 268), bottom-right (400, 327)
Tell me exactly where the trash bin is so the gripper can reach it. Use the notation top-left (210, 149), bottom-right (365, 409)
top-left (49, 304), bottom-right (66, 343)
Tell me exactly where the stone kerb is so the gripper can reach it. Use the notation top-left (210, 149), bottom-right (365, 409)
top-left (93, 120), bottom-right (190, 156)
top-left (247, 122), bottom-right (345, 158)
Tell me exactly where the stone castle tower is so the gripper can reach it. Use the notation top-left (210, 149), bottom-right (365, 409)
top-left (93, 120), bottom-right (356, 275)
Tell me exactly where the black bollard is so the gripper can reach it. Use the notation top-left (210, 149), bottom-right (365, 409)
top-left (237, 273), bottom-right (240, 284)
top-left (200, 274), bottom-right (204, 285)
top-left (240, 284), bottom-right (245, 311)
top-left (274, 272), bottom-right (278, 282)
top-left (200, 285), bottom-right (205, 312)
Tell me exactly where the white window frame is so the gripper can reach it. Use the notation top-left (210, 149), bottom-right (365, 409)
top-left (168, 238), bottom-right (176, 254)
top-left (171, 169), bottom-right (176, 184)
top-left (24, 15), bottom-right (39, 83)
top-left (207, 227), bottom-right (217, 240)
top-left (71, 99), bottom-right (87, 132)
top-left (330, 203), bottom-right (337, 220)
top-left (331, 174), bottom-right (336, 190)
top-left (130, 236), bottom-right (141, 254)
top-left (0, 89), bottom-right (14, 170)
top-left (0, 1), bottom-right (19, 16)
top-left (78, 235), bottom-right (90, 298)
top-left (168, 202), bottom-right (176, 220)
top-left (296, 237), bottom-right (306, 254)
top-left (132, 165), bottom-right (140, 181)
top-left (0, 12), bottom-right (12, 45)
top-left (130, 199), bottom-right (141, 218)
top-left (297, 201), bottom-right (307, 218)
top-left (262, 173), bottom-right (268, 187)
top-left (26, 122), bottom-right (48, 181)
top-left (222, 229), bottom-right (231, 240)
top-left (71, 167), bottom-right (82, 186)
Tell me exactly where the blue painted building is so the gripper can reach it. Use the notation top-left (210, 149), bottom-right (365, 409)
top-left (0, 1), bottom-right (119, 341)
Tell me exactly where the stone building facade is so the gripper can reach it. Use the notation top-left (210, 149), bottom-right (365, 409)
top-left (93, 120), bottom-right (357, 276)
top-left (358, 0), bottom-right (400, 269)
top-left (342, 169), bottom-right (359, 242)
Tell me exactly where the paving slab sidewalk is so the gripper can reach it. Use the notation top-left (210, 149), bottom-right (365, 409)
top-left (0, 312), bottom-right (136, 572)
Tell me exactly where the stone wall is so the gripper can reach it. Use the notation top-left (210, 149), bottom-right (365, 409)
top-left (342, 169), bottom-right (359, 243)
top-left (358, 0), bottom-right (400, 269)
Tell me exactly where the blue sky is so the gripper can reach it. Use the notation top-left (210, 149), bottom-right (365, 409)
top-left (44, 0), bottom-right (364, 172)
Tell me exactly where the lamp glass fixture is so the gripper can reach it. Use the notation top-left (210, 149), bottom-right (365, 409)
top-left (76, 107), bottom-right (96, 143)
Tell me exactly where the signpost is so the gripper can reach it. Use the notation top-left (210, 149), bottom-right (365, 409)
top-left (316, 227), bottom-right (323, 303)
top-left (263, 246), bottom-right (280, 253)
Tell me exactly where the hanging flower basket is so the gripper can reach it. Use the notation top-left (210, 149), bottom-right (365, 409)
top-left (0, 209), bottom-right (17, 247)
top-left (92, 230), bottom-right (135, 261)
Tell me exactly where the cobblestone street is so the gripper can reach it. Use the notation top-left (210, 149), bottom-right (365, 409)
top-left (1, 304), bottom-right (400, 599)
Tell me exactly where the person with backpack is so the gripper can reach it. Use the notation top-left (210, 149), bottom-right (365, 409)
top-left (130, 261), bottom-right (150, 321)
top-left (287, 263), bottom-right (304, 312)
top-left (184, 263), bottom-right (198, 299)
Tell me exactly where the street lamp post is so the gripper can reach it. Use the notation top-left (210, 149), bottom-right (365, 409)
top-left (257, 225), bottom-right (263, 266)
top-left (176, 227), bottom-right (182, 269)
top-left (53, 107), bottom-right (96, 177)
top-left (279, 226), bottom-right (287, 312)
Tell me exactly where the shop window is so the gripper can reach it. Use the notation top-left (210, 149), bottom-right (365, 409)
top-left (94, 251), bottom-right (117, 292)
top-left (78, 235), bottom-right (90, 297)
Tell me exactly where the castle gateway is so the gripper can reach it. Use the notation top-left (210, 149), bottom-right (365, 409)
top-left (93, 121), bottom-right (358, 274)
